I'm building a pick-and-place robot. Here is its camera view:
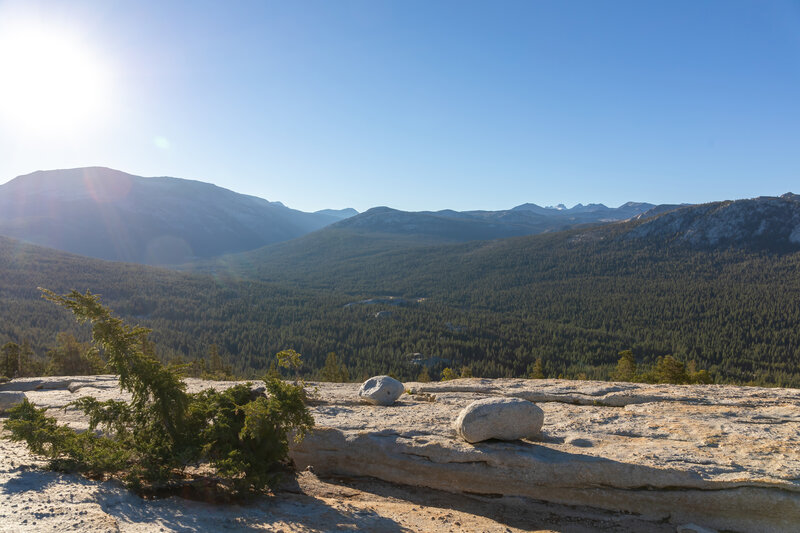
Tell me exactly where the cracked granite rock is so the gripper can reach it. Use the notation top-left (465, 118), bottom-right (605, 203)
top-left (292, 378), bottom-right (800, 533)
top-left (3, 376), bottom-right (799, 532)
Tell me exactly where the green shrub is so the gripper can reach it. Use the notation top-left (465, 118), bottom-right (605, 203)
top-left (3, 289), bottom-right (313, 496)
top-left (612, 349), bottom-right (713, 385)
top-left (440, 367), bottom-right (456, 381)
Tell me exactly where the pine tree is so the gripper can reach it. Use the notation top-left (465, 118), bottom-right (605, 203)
top-left (612, 350), bottom-right (637, 382)
top-left (320, 352), bottom-right (349, 382)
top-left (654, 355), bottom-right (689, 384)
top-left (209, 344), bottom-right (223, 373)
top-left (416, 366), bottom-right (431, 382)
top-left (529, 358), bottom-right (545, 379)
top-left (1, 342), bottom-right (20, 378)
top-left (17, 340), bottom-right (42, 377)
top-left (45, 333), bottom-right (104, 376)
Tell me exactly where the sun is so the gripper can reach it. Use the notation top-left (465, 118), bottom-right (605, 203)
top-left (0, 24), bottom-right (110, 136)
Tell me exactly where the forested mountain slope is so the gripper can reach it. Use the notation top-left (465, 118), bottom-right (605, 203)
top-left (3, 194), bottom-right (798, 386)
top-left (194, 193), bottom-right (800, 288)
top-left (183, 194), bottom-right (800, 385)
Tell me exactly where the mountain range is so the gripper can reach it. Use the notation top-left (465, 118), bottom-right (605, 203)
top-left (0, 167), bottom-right (675, 264)
top-left (1, 166), bottom-right (799, 386)
top-left (188, 192), bottom-right (800, 285)
top-left (318, 200), bottom-right (683, 244)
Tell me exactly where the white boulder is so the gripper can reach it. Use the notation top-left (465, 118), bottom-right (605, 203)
top-left (358, 375), bottom-right (405, 406)
top-left (455, 397), bottom-right (543, 443)
top-left (0, 391), bottom-right (26, 412)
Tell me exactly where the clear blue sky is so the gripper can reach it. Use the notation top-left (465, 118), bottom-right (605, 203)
top-left (0, 0), bottom-right (798, 212)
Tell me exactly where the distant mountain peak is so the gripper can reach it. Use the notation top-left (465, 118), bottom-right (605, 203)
top-left (0, 167), bottom-right (349, 264)
top-left (570, 203), bottom-right (610, 213)
top-left (3, 166), bottom-right (137, 202)
top-left (512, 202), bottom-right (571, 212)
top-left (314, 208), bottom-right (359, 220)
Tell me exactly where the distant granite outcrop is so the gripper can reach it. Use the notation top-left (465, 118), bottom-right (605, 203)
top-left (627, 193), bottom-right (800, 249)
top-left (2, 376), bottom-right (798, 532)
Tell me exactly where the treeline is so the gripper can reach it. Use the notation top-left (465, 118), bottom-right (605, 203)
top-left (1, 334), bottom-right (101, 378)
top-left (2, 230), bottom-right (800, 387)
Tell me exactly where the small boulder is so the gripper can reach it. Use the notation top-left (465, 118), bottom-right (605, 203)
top-left (249, 386), bottom-right (267, 401)
top-left (358, 375), bottom-right (405, 406)
top-left (455, 397), bottom-right (544, 443)
top-left (0, 391), bottom-right (26, 412)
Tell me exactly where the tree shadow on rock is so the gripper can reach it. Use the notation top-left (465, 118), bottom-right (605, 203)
top-left (1, 468), bottom-right (97, 495)
top-left (93, 475), bottom-right (411, 533)
top-left (2, 467), bottom-right (410, 531)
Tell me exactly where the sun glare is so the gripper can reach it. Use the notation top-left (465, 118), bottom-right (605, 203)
top-left (0, 24), bottom-right (110, 136)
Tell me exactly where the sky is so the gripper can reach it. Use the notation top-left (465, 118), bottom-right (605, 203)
top-left (0, 0), bottom-right (798, 213)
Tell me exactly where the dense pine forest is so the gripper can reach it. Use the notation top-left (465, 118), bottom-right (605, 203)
top-left (2, 219), bottom-right (800, 387)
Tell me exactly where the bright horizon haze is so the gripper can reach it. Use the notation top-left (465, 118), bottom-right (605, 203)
top-left (0, 0), bottom-right (798, 213)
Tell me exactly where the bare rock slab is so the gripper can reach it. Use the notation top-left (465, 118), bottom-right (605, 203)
top-left (358, 375), bottom-right (404, 406)
top-left (7, 375), bottom-right (800, 532)
top-left (455, 397), bottom-right (543, 443)
top-left (292, 378), bottom-right (800, 533)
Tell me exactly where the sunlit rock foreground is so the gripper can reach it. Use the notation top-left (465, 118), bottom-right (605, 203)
top-left (295, 378), bottom-right (800, 533)
top-left (2, 376), bottom-right (799, 532)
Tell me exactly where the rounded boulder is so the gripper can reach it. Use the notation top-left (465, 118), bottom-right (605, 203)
top-left (0, 391), bottom-right (26, 412)
top-left (455, 397), bottom-right (544, 443)
top-left (358, 375), bottom-right (405, 406)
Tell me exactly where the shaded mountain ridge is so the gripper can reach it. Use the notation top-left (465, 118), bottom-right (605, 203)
top-left (0, 167), bottom-right (357, 264)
